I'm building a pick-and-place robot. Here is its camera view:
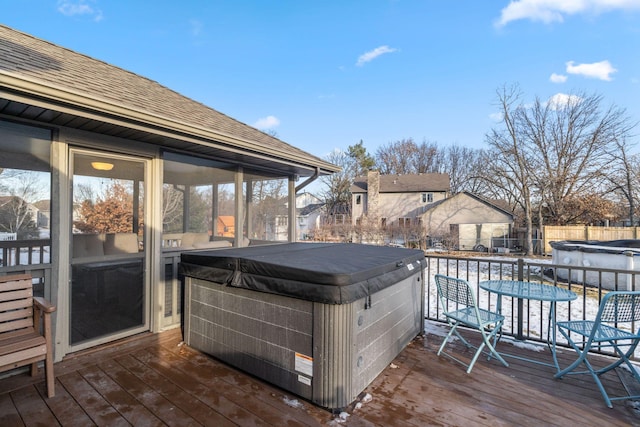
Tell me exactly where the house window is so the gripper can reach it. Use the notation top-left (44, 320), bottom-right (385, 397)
top-left (277, 216), bottom-right (288, 227)
top-left (422, 193), bottom-right (433, 203)
top-left (334, 214), bottom-right (345, 224)
top-left (381, 218), bottom-right (387, 229)
top-left (163, 152), bottom-right (239, 240)
top-left (0, 121), bottom-right (52, 275)
top-left (356, 194), bottom-right (362, 205)
top-left (398, 217), bottom-right (411, 228)
top-left (413, 218), bottom-right (423, 227)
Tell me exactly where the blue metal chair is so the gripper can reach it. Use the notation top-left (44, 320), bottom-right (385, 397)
top-left (555, 291), bottom-right (640, 408)
top-left (434, 274), bottom-right (508, 373)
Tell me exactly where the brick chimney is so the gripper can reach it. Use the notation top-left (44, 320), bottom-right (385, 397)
top-left (367, 170), bottom-right (380, 221)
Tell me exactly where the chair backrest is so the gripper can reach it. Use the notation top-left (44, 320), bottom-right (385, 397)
top-left (0, 273), bottom-right (34, 336)
top-left (598, 291), bottom-right (640, 324)
top-left (435, 274), bottom-right (476, 308)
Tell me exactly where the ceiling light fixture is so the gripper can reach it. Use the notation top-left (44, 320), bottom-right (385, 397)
top-left (91, 161), bottom-right (114, 171)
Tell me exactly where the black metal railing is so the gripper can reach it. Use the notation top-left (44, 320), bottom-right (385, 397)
top-left (425, 254), bottom-right (640, 358)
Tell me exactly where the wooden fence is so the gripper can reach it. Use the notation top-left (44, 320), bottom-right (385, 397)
top-left (543, 225), bottom-right (640, 254)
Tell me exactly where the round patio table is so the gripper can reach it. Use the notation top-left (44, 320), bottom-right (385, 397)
top-left (479, 280), bottom-right (577, 372)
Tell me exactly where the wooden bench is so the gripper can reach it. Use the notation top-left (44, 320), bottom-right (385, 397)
top-left (0, 273), bottom-right (56, 397)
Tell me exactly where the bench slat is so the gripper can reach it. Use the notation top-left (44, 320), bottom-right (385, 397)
top-left (0, 287), bottom-right (32, 303)
top-left (0, 331), bottom-right (46, 357)
top-left (0, 306), bottom-right (33, 323)
top-left (0, 345), bottom-right (47, 371)
top-left (0, 299), bottom-right (33, 312)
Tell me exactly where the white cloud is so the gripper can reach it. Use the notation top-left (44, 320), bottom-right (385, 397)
top-left (566, 60), bottom-right (617, 81)
top-left (253, 115), bottom-right (280, 130)
top-left (57, 0), bottom-right (103, 22)
top-left (495, 0), bottom-right (640, 28)
top-left (547, 92), bottom-right (583, 110)
top-left (356, 45), bottom-right (397, 66)
top-left (550, 73), bottom-right (568, 83)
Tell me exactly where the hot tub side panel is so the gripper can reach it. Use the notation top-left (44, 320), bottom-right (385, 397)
top-left (312, 271), bottom-right (424, 409)
top-left (185, 277), bottom-right (315, 400)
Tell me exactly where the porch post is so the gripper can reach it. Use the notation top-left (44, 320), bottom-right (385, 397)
top-left (289, 176), bottom-right (296, 242)
top-left (235, 167), bottom-right (244, 247)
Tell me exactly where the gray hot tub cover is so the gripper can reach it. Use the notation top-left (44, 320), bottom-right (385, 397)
top-left (179, 242), bottom-right (424, 304)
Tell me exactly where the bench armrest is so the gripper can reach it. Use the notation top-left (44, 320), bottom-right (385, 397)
top-left (33, 297), bottom-right (56, 313)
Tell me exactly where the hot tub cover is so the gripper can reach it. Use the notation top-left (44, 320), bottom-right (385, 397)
top-left (179, 242), bottom-right (424, 304)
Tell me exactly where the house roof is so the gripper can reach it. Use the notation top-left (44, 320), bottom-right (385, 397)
top-left (351, 173), bottom-right (450, 193)
top-left (424, 191), bottom-right (514, 219)
top-left (0, 25), bottom-right (339, 177)
top-left (298, 203), bottom-right (324, 216)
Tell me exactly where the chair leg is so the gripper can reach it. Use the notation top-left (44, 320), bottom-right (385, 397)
top-left (555, 344), bottom-right (613, 408)
top-left (45, 354), bottom-right (55, 398)
top-left (467, 342), bottom-right (487, 373)
top-left (480, 328), bottom-right (508, 368)
top-left (30, 362), bottom-right (38, 377)
top-left (438, 321), bottom-right (508, 373)
top-left (437, 323), bottom-right (459, 356)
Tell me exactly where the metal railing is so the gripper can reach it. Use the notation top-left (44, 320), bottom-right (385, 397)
top-left (424, 254), bottom-right (640, 359)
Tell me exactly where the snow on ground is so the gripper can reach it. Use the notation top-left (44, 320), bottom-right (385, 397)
top-left (424, 254), bottom-right (636, 357)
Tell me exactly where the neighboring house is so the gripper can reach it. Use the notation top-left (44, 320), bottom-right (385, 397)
top-left (352, 171), bottom-right (514, 250)
top-left (351, 170), bottom-right (450, 228)
top-left (296, 192), bottom-right (324, 240)
top-left (325, 203), bottom-right (351, 226)
top-left (33, 199), bottom-right (51, 231)
top-left (0, 25), bottom-right (339, 361)
top-left (215, 215), bottom-right (234, 237)
top-left (420, 191), bottom-right (514, 251)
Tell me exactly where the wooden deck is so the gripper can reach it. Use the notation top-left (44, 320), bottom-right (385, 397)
top-left (1, 324), bottom-right (640, 426)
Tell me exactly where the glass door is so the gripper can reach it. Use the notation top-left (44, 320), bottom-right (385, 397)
top-left (69, 150), bottom-right (148, 348)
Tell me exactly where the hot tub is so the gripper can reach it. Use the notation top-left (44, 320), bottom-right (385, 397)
top-left (550, 240), bottom-right (640, 290)
top-left (179, 242), bottom-right (424, 409)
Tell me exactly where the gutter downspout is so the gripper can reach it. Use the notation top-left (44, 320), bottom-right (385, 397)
top-left (295, 167), bottom-right (321, 193)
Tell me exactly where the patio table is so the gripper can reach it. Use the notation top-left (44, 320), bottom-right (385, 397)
top-left (479, 280), bottom-right (577, 372)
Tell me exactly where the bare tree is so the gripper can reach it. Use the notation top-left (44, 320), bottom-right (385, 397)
top-left (0, 170), bottom-right (46, 235)
top-left (604, 137), bottom-right (640, 225)
top-left (412, 140), bottom-right (443, 174)
top-left (484, 85), bottom-right (537, 254)
top-left (443, 144), bottom-right (485, 194)
top-left (375, 139), bottom-right (418, 174)
top-left (375, 138), bottom-right (444, 175)
top-left (162, 184), bottom-right (184, 232)
top-left (319, 149), bottom-right (353, 217)
top-left (485, 84), bottom-right (635, 254)
top-left (525, 91), bottom-right (633, 225)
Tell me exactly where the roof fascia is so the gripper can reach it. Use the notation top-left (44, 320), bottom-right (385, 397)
top-left (0, 72), bottom-right (339, 174)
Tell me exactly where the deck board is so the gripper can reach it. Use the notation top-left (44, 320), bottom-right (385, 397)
top-left (1, 325), bottom-right (640, 426)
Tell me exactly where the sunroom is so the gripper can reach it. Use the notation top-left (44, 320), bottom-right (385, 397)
top-left (0, 25), bottom-right (338, 361)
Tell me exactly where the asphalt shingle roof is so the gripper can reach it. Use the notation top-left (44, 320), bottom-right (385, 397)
top-left (351, 173), bottom-right (450, 193)
top-left (0, 25), bottom-right (337, 173)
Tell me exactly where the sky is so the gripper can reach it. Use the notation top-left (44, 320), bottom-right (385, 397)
top-left (2, 0), bottom-right (640, 160)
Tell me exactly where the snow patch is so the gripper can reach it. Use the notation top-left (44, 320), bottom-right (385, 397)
top-left (282, 396), bottom-right (304, 409)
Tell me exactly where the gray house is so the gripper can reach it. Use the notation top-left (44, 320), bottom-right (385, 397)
top-left (351, 170), bottom-right (450, 228)
top-left (0, 25), bottom-right (338, 360)
top-left (420, 191), bottom-right (514, 251)
top-left (352, 171), bottom-right (513, 249)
